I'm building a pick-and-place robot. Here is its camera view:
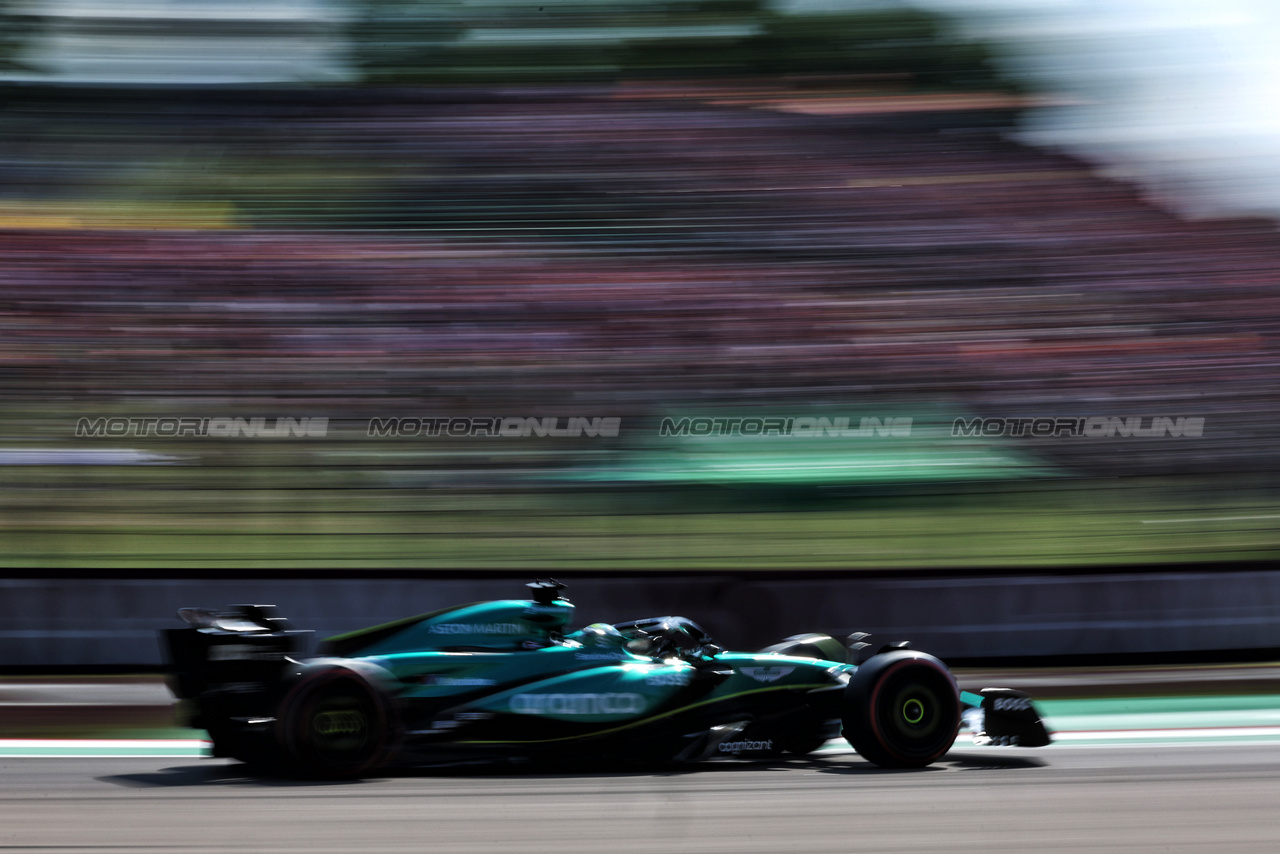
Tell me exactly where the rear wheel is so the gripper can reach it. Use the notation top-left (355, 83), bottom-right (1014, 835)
top-left (842, 651), bottom-right (959, 768)
top-left (278, 666), bottom-right (394, 778)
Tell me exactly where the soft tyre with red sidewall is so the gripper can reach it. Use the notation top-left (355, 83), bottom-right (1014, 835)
top-left (841, 650), bottom-right (960, 768)
top-left (277, 664), bottom-right (397, 778)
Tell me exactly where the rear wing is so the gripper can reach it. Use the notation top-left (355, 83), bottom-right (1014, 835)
top-left (161, 605), bottom-right (310, 700)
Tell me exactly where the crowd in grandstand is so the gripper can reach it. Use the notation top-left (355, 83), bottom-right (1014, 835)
top-left (1, 92), bottom-right (1277, 474)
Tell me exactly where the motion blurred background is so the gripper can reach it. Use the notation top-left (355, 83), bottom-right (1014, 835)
top-left (2, 0), bottom-right (1279, 568)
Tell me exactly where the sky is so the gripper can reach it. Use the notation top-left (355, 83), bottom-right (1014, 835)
top-left (783, 0), bottom-right (1280, 220)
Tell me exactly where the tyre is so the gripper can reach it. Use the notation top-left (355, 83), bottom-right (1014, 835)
top-left (841, 651), bottom-right (959, 768)
top-left (277, 665), bottom-right (396, 778)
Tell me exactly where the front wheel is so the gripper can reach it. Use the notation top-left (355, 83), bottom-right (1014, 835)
top-left (841, 651), bottom-right (959, 768)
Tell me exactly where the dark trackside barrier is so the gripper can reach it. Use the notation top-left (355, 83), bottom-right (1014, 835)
top-left (1, 566), bottom-right (1277, 669)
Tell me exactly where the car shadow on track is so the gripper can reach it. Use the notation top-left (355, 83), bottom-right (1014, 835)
top-left (944, 751), bottom-right (1048, 771)
top-left (766, 752), bottom-right (1045, 776)
top-left (98, 751), bottom-right (1044, 789)
top-left (99, 763), bottom-right (384, 789)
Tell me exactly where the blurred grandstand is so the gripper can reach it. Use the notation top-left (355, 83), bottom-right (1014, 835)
top-left (0, 1), bottom-right (1277, 566)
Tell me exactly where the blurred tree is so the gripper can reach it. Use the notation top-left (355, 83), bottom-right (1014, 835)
top-left (350, 0), bottom-right (467, 82)
top-left (348, 0), bottom-right (1010, 88)
top-left (745, 9), bottom-right (1006, 88)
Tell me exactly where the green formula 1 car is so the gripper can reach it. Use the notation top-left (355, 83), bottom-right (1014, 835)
top-left (163, 581), bottom-right (1050, 777)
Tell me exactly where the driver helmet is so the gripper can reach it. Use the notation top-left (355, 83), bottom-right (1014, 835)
top-left (578, 622), bottom-right (627, 649)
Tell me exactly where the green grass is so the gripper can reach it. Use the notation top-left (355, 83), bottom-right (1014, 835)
top-left (1, 476), bottom-right (1278, 568)
top-left (3, 401), bottom-right (1276, 568)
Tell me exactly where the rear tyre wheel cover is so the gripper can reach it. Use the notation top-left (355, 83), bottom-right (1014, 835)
top-left (280, 669), bottom-right (392, 777)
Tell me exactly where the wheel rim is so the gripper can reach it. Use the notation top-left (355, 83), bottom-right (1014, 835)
top-left (868, 661), bottom-right (958, 762)
top-left (902, 698), bottom-right (925, 725)
top-left (886, 680), bottom-right (941, 742)
top-left (307, 690), bottom-right (373, 764)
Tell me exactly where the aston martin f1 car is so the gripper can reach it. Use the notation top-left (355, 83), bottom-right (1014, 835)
top-left (162, 581), bottom-right (1050, 777)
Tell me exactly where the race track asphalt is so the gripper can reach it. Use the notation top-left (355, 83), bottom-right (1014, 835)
top-left (2, 742), bottom-right (1279, 854)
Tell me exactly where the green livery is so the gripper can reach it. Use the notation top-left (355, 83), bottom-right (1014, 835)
top-left (163, 581), bottom-right (1050, 777)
